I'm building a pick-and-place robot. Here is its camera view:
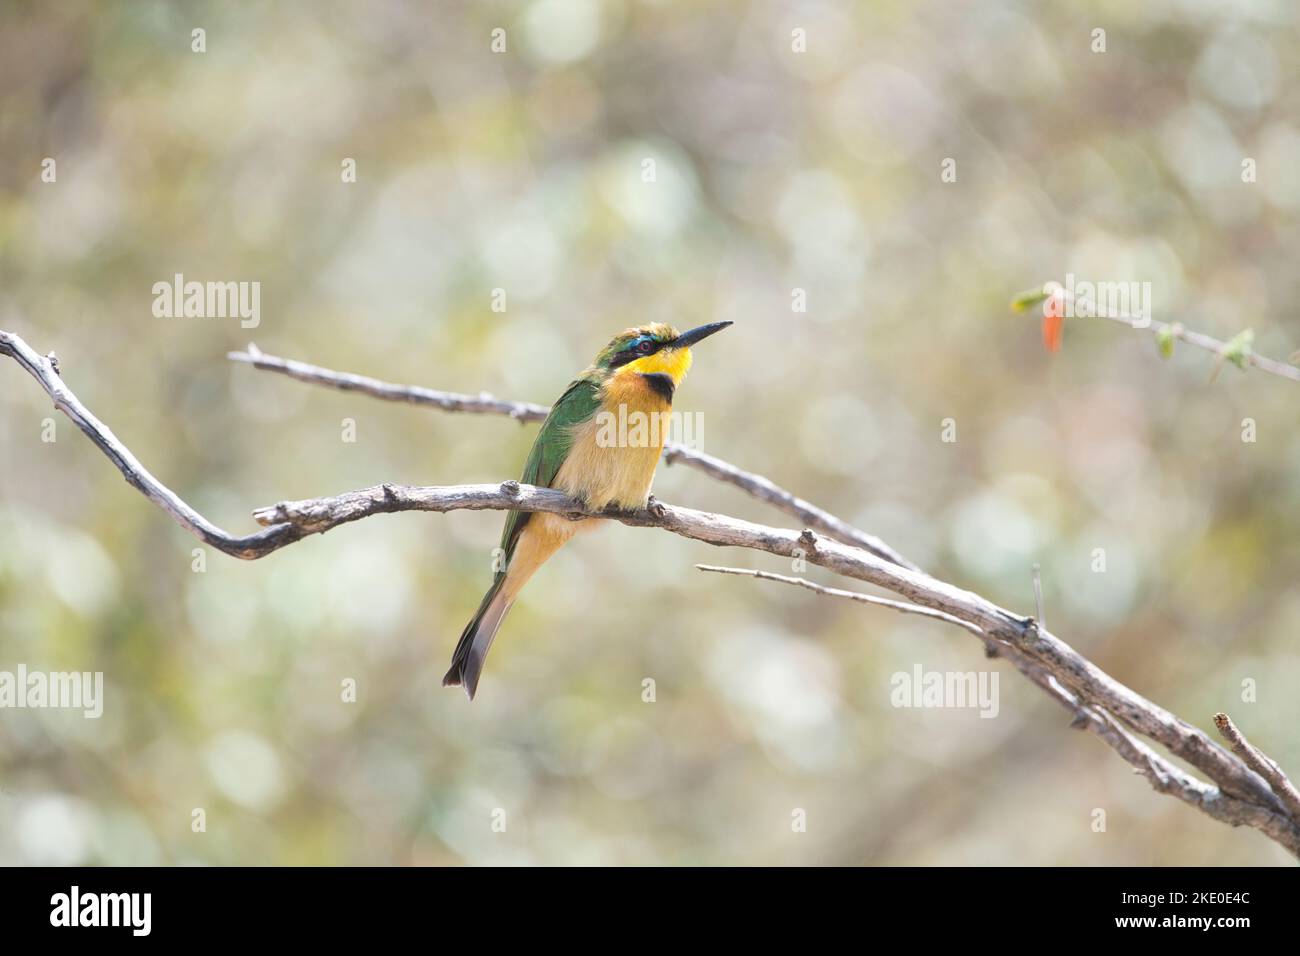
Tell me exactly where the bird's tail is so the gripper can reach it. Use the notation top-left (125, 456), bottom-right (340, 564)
top-left (442, 574), bottom-right (513, 700)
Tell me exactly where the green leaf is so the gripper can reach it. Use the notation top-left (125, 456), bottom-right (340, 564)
top-left (1010, 286), bottom-right (1052, 313)
top-left (1221, 329), bottom-right (1254, 370)
top-left (1155, 325), bottom-right (1176, 359)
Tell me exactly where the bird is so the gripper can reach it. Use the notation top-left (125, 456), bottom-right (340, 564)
top-left (443, 320), bottom-right (733, 699)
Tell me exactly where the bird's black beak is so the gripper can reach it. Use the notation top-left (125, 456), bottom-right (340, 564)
top-left (673, 321), bottom-right (733, 349)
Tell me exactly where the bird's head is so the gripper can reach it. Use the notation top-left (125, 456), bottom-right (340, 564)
top-left (592, 320), bottom-right (732, 389)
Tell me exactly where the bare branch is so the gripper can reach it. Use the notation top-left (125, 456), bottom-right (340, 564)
top-left (1064, 697), bottom-right (1300, 853)
top-left (249, 477), bottom-right (1290, 825)
top-left (227, 345), bottom-right (920, 571)
top-left (1215, 712), bottom-right (1300, 822)
top-left (2, 329), bottom-right (302, 559)
top-left (701, 558), bottom-right (1300, 855)
top-left (6, 326), bottom-right (1298, 856)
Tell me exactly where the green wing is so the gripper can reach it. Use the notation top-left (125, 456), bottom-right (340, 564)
top-left (498, 377), bottom-right (601, 566)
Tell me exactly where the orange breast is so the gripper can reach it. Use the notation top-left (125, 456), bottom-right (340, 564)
top-left (552, 370), bottom-right (675, 511)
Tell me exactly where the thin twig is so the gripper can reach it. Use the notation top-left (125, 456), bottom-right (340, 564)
top-left (1032, 562), bottom-right (1045, 629)
top-left (1012, 286), bottom-right (1300, 382)
top-left (1096, 313), bottom-right (1300, 382)
top-left (695, 564), bottom-right (986, 637)
top-left (228, 343), bottom-right (552, 420)
top-left (1214, 713), bottom-right (1300, 822)
top-left (227, 345), bottom-right (920, 572)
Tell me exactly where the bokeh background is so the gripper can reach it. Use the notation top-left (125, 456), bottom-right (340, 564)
top-left (2, 0), bottom-right (1298, 865)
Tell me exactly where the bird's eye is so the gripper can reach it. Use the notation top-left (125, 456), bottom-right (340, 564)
top-left (635, 340), bottom-right (654, 354)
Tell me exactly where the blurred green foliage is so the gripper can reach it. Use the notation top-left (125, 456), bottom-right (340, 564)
top-left (1, 0), bottom-right (1298, 865)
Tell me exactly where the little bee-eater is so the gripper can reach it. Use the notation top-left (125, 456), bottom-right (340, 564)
top-left (443, 320), bottom-right (733, 699)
